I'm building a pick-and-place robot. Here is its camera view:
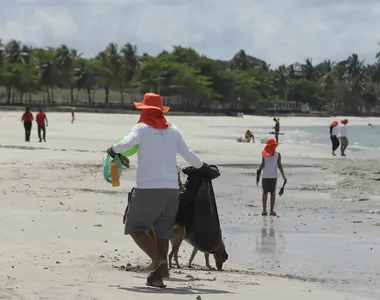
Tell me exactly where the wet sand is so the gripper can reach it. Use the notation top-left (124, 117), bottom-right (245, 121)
top-left (0, 112), bottom-right (379, 299)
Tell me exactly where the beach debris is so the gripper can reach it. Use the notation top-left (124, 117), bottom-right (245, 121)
top-left (358, 198), bottom-right (369, 202)
top-left (93, 224), bottom-right (102, 227)
top-left (352, 221), bottom-right (362, 224)
top-left (196, 296), bottom-right (201, 300)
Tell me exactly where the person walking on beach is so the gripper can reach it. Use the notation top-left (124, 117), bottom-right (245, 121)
top-left (71, 107), bottom-right (75, 123)
top-left (329, 121), bottom-right (340, 156)
top-left (36, 109), bottom-right (48, 142)
top-left (273, 118), bottom-right (280, 143)
top-left (340, 119), bottom-right (348, 156)
top-left (257, 139), bottom-right (287, 216)
top-left (21, 107), bottom-right (33, 142)
top-left (107, 92), bottom-right (209, 288)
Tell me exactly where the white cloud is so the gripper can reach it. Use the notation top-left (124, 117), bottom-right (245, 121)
top-left (1, 0), bottom-right (380, 67)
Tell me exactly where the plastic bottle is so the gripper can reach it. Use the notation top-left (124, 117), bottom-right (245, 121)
top-left (110, 160), bottom-right (120, 187)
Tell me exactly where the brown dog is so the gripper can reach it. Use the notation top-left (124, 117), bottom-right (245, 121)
top-left (168, 226), bottom-right (228, 270)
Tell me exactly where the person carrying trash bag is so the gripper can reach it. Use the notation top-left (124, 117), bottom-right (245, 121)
top-left (106, 92), bottom-right (212, 288)
top-left (176, 165), bottom-right (222, 254)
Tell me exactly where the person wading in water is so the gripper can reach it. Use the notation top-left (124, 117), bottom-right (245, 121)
top-left (21, 107), bottom-right (33, 142)
top-left (329, 120), bottom-right (340, 156)
top-left (339, 119), bottom-right (348, 156)
top-left (273, 118), bottom-right (280, 143)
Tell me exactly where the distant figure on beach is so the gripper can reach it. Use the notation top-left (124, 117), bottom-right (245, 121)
top-left (71, 107), bottom-right (75, 123)
top-left (106, 93), bottom-right (209, 288)
top-left (368, 123), bottom-right (373, 128)
top-left (21, 107), bottom-right (33, 142)
top-left (340, 119), bottom-right (348, 156)
top-left (257, 139), bottom-right (287, 216)
top-left (237, 112), bottom-right (244, 118)
top-left (36, 109), bottom-right (48, 142)
top-left (273, 118), bottom-right (280, 143)
top-left (245, 129), bottom-right (254, 142)
top-left (329, 121), bottom-right (340, 156)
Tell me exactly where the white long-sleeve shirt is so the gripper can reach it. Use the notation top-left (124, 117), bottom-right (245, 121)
top-left (112, 123), bottom-right (202, 189)
top-left (332, 125), bottom-right (340, 137)
top-left (340, 124), bottom-right (347, 137)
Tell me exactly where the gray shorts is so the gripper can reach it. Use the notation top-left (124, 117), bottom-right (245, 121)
top-left (262, 178), bottom-right (277, 194)
top-left (124, 188), bottom-right (179, 240)
top-left (340, 137), bottom-right (348, 147)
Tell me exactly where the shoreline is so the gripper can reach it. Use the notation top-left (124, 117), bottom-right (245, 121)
top-left (0, 104), bottom-right (372, 118)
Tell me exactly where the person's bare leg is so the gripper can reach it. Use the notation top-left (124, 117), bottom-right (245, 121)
top-left (262, 192), bottom-right (268, 215)
top-left (157, 239), bottom-right (170, 277)
top-left (270, 192), bottom-right (276, 215)
top-left (145, 228), bottom-right (157, 271)
top-left (130, 231), bottom-right (165, 269)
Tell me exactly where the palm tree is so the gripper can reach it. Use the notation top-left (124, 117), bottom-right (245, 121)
top-left (301, 58), bottom-right (315, 81)
top-left (120, 42), bottom-right (139, 103)
top-left (96, 42), bottom-right (121, 105)
top-left (273, 65), bottom-right (289, 101)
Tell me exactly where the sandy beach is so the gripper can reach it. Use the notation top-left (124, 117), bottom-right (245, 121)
top-left (0, 112), bottom-right (379, 300)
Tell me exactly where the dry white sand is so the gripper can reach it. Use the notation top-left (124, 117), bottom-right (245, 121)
top-left (0, 111), bottom-right (378, 300)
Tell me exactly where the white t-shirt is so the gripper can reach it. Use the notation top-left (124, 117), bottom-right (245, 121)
top-left (262, 152), bottom-right (279, 179)
top-left (331, 125), bottom-right (340, 137)
top-left (340, 124), bottom-right (347, 137)
top-left (112, 123), bottom-right (202, 189)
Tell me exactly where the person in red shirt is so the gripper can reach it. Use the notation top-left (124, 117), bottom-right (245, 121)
top-left (21, 107), bottom-right (34, 142)
top-left (36, 109), bottom-right (48, 142)
top-left (71, 107), bottom-right (75, 123)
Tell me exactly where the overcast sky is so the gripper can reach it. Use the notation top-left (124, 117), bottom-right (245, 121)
top-left (1, 0), bottom-right (380, 67)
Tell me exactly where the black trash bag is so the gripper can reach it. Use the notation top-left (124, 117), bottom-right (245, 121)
top-left (178, 165), bottom-right (222, 253)
top-left (175, 165), bottom-right (220, 227)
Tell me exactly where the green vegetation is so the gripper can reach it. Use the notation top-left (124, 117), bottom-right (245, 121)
top-left (1, 39), bottom-right (380, 113)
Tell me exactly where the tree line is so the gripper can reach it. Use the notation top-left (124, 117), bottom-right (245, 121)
top-left (1, 39), bottom-right (380, 113)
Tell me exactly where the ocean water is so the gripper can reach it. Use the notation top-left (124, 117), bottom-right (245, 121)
top-left (208, 124), bottom-right (380, 158)
top-left (270, 125), bottom-right (380, 149)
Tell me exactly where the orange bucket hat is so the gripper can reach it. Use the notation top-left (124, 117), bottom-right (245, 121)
top-left (340, 118), bottom-right (348, 124)
top-left (262, 139), bottom-right (279, 157)
top-left (134, 93), bottom-right (170, 113)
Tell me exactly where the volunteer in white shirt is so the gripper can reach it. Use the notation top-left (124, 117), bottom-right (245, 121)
top-left (257, 139), bottom-right (287, 216)
top-left (340, 118), bottom-right (349, 156)
top-left (329, 120), bottom-right (340, 156)
top-left (107, 93), bottom-right (209, 288)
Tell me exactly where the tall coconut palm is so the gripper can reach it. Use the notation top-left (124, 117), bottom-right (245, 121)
top-left (2, 40), bottom-right (31, 103)
top-left (96, 42), bottom-right (121, 105)
top-left (301, 58), bottom-right (315, 81)
top-left (273, 65), bottom-right (289, 101)
top-left (120, 42), bottom-right (139, 103)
